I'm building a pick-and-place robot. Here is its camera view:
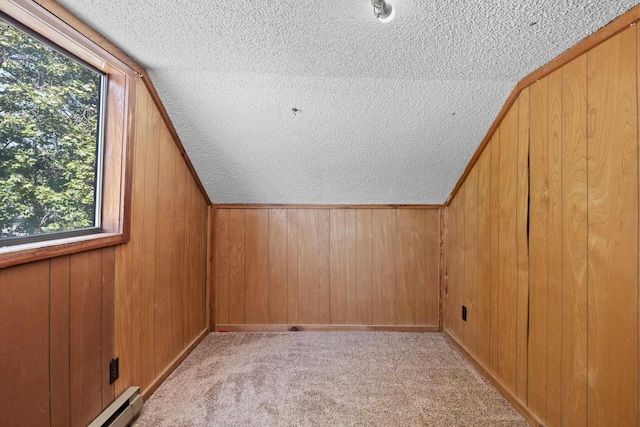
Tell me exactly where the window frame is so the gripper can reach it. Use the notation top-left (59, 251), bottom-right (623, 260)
top-left (0, 0), bottom-right (136, 268)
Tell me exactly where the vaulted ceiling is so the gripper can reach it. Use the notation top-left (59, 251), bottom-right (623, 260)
top-left (58, 0), bottom-right (640, 204)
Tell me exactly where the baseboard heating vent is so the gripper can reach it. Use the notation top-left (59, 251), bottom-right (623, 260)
top-left (88, 386), bottom-right (143, 427)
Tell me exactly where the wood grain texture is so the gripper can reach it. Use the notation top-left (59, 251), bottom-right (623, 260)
top-left (50, 256), bottom-right (71, 427)
top-left (70, 250), bottom-right (103, 427)
top-left (528, 75), bottom-right (549, 421)
top-left (172, 155), bottom-right (188, 353)
top-left (101, 248), bottom-right (116, 410)
top-left (329, 209), bottom-right (347, 324)
top-left (215, 207), bottom-right (440, 328)
top-left (286, 210), bottom-right (299, 324)
top-left (372, 209), bottom-right (397, 325)
top-left (476, 146), bottom-right (492, 369)
top-left (318, 210), bottom-right (331, 324)
top-left (424, 210), bottom-right (441, 327)
top-left (245, 209), bottom-right (269, 324)
top-left (356, 209), bottom-right (373, 325)
top-left (216, 210), bottom-right (230, 325)
top-left (269, 209), bottom-right (287, 324)
top-left (298, 209), bottom-right (320, 324)
top-left (587, 27), bottom-right (638, 426)
top-left (498, 102), bottom-right (519, 393)
top-left (546, 67), bottom-right (563, 427)
top-left (561, 53), bottom-right (588, 426)
top-left (489, 131), bottom-right (500, 374)
top-left (516, 87), bottom-right (530, 403)
top-left (0, 261), bottom-right (50, 427)
top-left (463, 166), bottom-right (479, 357)
top-left (229, 209), bottom-right (246, 324)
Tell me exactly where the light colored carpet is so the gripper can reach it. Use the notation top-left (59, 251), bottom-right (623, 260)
top-left (133, 332), bottom-right (528, 426)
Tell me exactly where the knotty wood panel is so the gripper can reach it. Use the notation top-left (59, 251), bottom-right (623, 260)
top-left (528, 75), bottom-right (549, 420)
top-left (216, 207), bottom-right (440, 327)
top-left (587, 27), bottom-right (638, 425)
top-left (561, 53), bottom-right (588, 426)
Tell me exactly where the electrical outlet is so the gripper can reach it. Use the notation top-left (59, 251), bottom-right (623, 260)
top-left (462, 305), bottom-right (467, 322)
top-left (109, 358), bottom-right (119, 384)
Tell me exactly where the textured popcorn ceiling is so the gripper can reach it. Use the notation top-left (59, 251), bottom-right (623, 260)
top-left (58, 0), bottom-right (640, 204)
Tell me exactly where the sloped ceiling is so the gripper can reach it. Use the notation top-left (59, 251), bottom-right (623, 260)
top-left (58, 0), bottom-right (640, 204)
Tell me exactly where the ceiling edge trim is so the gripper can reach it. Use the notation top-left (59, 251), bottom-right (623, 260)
top-left (31, 0), bottom-right (213, 205)
top-left (213, 204), bottom-right (444, 210)
top-left (444, 2), bottom-right (640, 207)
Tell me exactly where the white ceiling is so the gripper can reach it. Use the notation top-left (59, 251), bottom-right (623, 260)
top-left (58, 0), bottom-right (640, 204)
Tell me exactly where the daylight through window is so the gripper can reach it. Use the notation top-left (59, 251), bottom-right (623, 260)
top-left (0, 17), bottom-right (105, 245)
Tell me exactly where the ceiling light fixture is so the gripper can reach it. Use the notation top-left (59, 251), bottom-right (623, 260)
top-left (371, 0), bottom-right (395, 23)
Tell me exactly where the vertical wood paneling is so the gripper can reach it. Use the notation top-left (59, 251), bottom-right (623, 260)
top-left (414, 210), bottom-right (428, 326)
top-left (489, 131), bottom-right (500, 373)
top-left (50, 257), bottom-right (71, 427)
top-left (154, 126), bottom-right (175, 373)
top-left (516, 87), bottom-right (530, 402)
top-left (547, 67), bottom-right (563, 427)
top-left (229, 209), bottom-right (246, 324)
top-left (561, 54), bottom-right (588, 426)
top-left (452, 189), bottom-right (465, 339)
top-left (464, 166), bottom-right (479, 357)
top-left (101, 248), bottom-right (116, 409)
top-left (498, 104), bottom-right (518, 392)
top-left (287, 210), bottom-right (298, 324)
top-left (171, 156), bottom-right (187, 349)
top-left (298, 209), bottom-right (320, 323)
top-left (356, 209), bottom-right (373, 325)
top-left (329, 209), bottom-right (347, 324)
top-left (529, 75), bottom-right (549, 420)
top-left (269, 209), bottom-right (287, 324)
top-left (140, 93), bottom-right (160, 390)
top-left (318, 210), bottom-right (331, 324)
top-left (216, 209), bottom-right (230, 325)
top-left (245, 209), bottom-right (269, 324)
top-left (216, 207), bottom-right (440, 328)
top-left (587, 27), bottom-right (638, 426)
top-left (372, 209), bottom-right (397, 325)
top-left (424, 210), bottom-right (440, 326)
top-left (0, 261), bottom-right (50, 427)
top-left (477, 146), bottom-right (492, 368)
top-left (70, 250), bottom-right (103, 427)
top-left (345, 210), bottom-right (358, 324)
top-left (396, 209), bottom-right (415, 326)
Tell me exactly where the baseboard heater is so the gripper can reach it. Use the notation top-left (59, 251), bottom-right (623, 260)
top-left (88, 386), bottom-right (143, 427)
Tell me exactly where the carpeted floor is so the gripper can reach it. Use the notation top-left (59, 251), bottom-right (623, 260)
top-left (133, 332), bottom-right (528, 426)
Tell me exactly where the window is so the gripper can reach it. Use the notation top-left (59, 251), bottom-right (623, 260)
top-left (0, 1), bottom-right (136, 268)
top-left (0, 18), bottom-right (106, 245)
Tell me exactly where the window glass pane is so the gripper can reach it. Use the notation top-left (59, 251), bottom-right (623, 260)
top-left (0, 19), bottom-right (103, 242)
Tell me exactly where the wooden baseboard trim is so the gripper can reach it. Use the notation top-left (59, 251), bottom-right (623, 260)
top-left (444, 331), bottom-right (544, 427)
top-left (215, 324), bottom-right (439, 332)
top-left (141, 328), bottom-right (209, 400)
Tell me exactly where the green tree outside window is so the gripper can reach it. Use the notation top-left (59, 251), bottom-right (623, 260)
top-left (0, 19), bottom-right (102, 240)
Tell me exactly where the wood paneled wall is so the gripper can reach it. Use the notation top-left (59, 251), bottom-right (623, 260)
top-left (444, 26), bottom-right (639, 426)
top-left (114, 81), bottom-right (209, 396)
top-left (215, 208), bottom-right (441, 328)
top-left (0, 80), bottom-right (210, 426)
top-left (0, 249), bottom-right (115, 427)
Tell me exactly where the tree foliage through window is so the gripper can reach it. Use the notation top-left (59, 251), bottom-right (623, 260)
top-left (0, 19), bottom-right (101, 240)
